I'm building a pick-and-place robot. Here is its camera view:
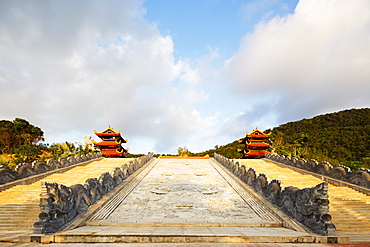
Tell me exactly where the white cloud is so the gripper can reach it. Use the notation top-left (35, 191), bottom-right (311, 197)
top-left (224, 0), bottom-right (370, 124)
top-left (2, 0), bottom-right (368, 155)
top-left (240, 0), bottom-right (294, 24)
top-left (0, 0), bottom-right (218, 153)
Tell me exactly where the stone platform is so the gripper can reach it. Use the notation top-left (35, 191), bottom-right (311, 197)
top-left (52, 225), bottom-right (332, 244)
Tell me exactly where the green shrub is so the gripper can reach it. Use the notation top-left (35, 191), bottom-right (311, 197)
top-left (0, 156), bottom-right (9, 166)
top-left (340, 161), bottom-right (362, 170)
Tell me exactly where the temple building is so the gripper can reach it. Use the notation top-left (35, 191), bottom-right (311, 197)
top-left (93, 126), bottom-right (128, 158)
top-left (238, 129), bottom-right (271, 159)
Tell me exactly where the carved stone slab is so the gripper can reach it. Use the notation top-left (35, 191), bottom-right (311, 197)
top-left (91, 159), bottom-right (280, 225)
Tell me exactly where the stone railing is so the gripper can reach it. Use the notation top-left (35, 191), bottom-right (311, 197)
top-left (265, 153), bottom-right (370, 190)
top-left (214, 153), bottom-right (336, 236)
top-left (0, 153), bottom-right (102, 185)
top-left (33, 153), bottom-right (154, 234)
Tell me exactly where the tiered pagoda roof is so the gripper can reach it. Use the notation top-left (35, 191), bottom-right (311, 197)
top-left (94, 126), bottom-right (128, 158)
top-left (238, 129), bottom-right (271, 159)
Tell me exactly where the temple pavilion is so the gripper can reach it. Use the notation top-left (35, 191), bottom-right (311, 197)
top-left (238, 129), bottom-right (271, 159)
top-left (93, 126), bottom-right (128, 158)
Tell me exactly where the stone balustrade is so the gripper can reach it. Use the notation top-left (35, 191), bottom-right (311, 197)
top-left (33, 153), bottom-right (154, 234)
top-left (265, 153), bottom-right (370, 189)
top-left (214, 153), bottom-right (336, 236)
top-left (0, 153), bottom-right (102, 185)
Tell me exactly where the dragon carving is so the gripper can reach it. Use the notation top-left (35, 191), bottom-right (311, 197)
top-left (33, 153), bottom-right (154, 234)
top-left (214, 153), bottom-right (336, 235)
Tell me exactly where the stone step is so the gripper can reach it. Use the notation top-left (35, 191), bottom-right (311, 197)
top-left (237, 159), bottom-right (370, 236)
top-left (330, 215), bottom-right (370, 219)
top-left (336, 229), bottom-right (370, 233)
top-left (334, 224), bottom-right (370, 229)
top-left (49, 226), bottom-right (348, 244)
top-left (0, 220), bottom-right (38, 225)
top-left (0, 204), bottom-right (39, 207)
top-left (0, 222), bottom-right (38, 227)
top-left (330, 208), bottom-right (370, 212)
top-left (0, 207), bottom-right (39, 212)
top-left (332, 200), bottom-right (369, 204)
top-left (0, 213), bottom-right (39, 218)
top-left (330, 200), bottom-right (370, 204)
top-left (0, 206), bottom-right (39, 210)
top-left (0, 226), bottom-right (34, 231)
top-left (330, 211), bottom-right (370, 215)
top-left (0, 202), bottom-right (39, 205)
top-left (0, 213), bottom-right (39, 217)
top-left (0, 223), bottom-right (34, 227)
top-left (0, 158), bottom-right (135, 233)
top-left (0, 208), bottom-right (39, 213)
top-left (332, 205), bottom-right (369, 209)
top-left (0, 219), bottom-right (38, 224)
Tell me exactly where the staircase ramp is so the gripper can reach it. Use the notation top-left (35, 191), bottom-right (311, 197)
top-left (237, 159), bottom-right (370, 243)
top-left (0, 158), bottom-right (134, 236)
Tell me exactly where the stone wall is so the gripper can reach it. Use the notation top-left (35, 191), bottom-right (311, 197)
top-left (33, 153), bottom-right (154, 234)
top-left (265, 154), bottom-right (370, 189)
top-left (214, 153), bottom-right (336, 236)
top-left (0, 153), bottom-right (102, 185)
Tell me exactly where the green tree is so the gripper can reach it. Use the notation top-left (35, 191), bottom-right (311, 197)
top-left (177, 146), bottom-right (190, 156)
top-left (361, 157), bottom-right (370, 169)
top-left (0, 120), bottom-right (15, 154)
top-left (49, 142), bottom-right (77, 159)
top-left (13, 144), bottom-right (42, 164)
top-left (0, 118), bottom-right (44, 153)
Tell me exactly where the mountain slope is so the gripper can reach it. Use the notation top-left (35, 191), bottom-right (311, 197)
top-left (270, 108), bottom-right (370, 167)
top-left (196, 108), bottom-right (370, 169)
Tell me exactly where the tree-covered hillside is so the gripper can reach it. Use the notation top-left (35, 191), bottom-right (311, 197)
top-left (193, 140), bottom-right (242, 159)
top-left (194, 108), bottom-right (370, 169)
top-left (269, 108), bottom-right (370, 168)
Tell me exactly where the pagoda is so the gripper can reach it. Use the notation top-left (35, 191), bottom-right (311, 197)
top-left (238, 129), bottom-right (271, 159)
top-left (93, 126), bottom-right (128, 158)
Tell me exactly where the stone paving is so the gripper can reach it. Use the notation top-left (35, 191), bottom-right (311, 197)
top-left (89, 159), bottom-right (279, 226)
top-left (1, 243), bottom-right (368, 247)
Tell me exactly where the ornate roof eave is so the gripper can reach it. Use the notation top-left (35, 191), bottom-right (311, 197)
top-left (246, 129), bottom-right (272, 138)
top-left (94, 141), bottom-right (123, 146)
top-left (101, 148), bottom-right (128, 155)
top-left (94, 126), bottom-right (121, 135)
top-left (245, 150), bottom-right (270, 155)
top-left (246, 143), bottom-right (270, 147)
top-left (94, 131), bottom-right (121, 136)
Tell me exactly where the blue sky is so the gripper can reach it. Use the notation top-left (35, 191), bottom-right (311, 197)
top-left (0, 0), bottom-right (369, 154)
top-left (144, 0), bottom-right (299, 62)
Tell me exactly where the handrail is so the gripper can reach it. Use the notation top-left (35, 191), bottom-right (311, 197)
top-left (214, 153), bottom-right (336, 236)
top-left (33, 153), bottom-right (154, 234)
top-left (0, 153), bottom-right (102, 187)
top-left (265, 153), bottom-right (370, 191)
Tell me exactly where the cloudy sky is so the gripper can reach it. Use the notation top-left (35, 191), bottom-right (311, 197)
top-left (1, 0), bottom-right (369, 154)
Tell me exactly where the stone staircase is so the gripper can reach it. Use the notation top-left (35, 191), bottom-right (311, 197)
top-left (329, 186), bottom-right (370, 233)
top-left (0, 203), bottom-right (40, 231)
top-left (237, 159), bottom-right (370, 241)
top-left (0, 158), bottom-right (133, 231)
